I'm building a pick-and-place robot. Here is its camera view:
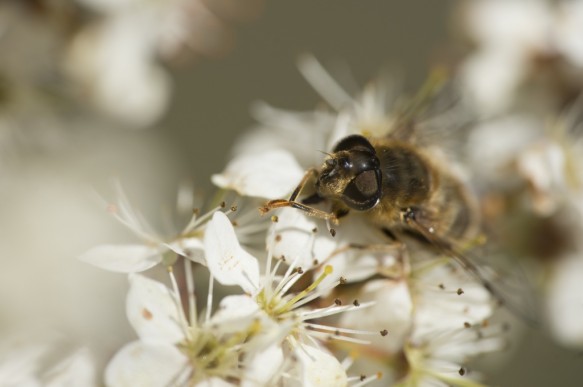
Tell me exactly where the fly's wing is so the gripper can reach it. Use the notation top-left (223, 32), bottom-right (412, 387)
top-left (389, 72), bottom-right (475, 162)
top-left (405, 215), bottom-right (540, 327)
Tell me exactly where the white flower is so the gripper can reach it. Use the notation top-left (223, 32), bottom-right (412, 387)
top-left (403, 324), bottom-right (504, 387)
top-left (0, 333), bottom-right (96, 387)
top-left (203, 210), bottom-right (389, 381)
top-left (66, 0), bottom-right (264, 126)
top-left (106, 274), bottom-right (262, 386)
top-left (65, 17), bottom-right (171, 127)
top-left (546, 253), bottom-right (583, 348)
top-left (460, 0), bottom-right (583, 115)
top-left (79, 185), bottom-right (216, 273)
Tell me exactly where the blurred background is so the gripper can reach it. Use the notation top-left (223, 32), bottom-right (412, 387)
top-left (1, 0), bottom-right (582, 385)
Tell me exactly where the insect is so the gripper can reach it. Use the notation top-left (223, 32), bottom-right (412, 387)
top-left (260, 118), bottom-right (538, 325)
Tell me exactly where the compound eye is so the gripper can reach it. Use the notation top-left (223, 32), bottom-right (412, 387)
top-left (342, 170), bottom-right (381, 211)
top-left (338, 158), bottom-right (350, 169)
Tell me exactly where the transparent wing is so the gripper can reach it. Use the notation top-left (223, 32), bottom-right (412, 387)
top-left (406, 215), bottom-right (541, 327)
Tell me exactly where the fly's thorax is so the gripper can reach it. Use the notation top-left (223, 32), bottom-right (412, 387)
top-left (374, 142), bottom-right (434, 208)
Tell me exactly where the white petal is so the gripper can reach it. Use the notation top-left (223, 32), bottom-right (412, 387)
top-left (340, 279), bottom-right (412, 353)
top-left (547, 254), bottom-right (583, 348)
top-left (557, 1), bottom-right (583, 67)
top-left (76, 0), bottom-right (136, 13)
top-left (209, 295), bottom-right (259, 333)
top-left (413, 265), bottom-right (493, 337)
top-left (105, 341), bottom-right (188, 387)
top-left (460, 48), bottom-right (526, 114)
top-left (167, 238), bottom-right (206, 265)
top-left (65, 18), bottom-right (170, 127)
top-left (196, 378), bottom-right (236, 387)
top-left (295, 345), bottom-right (347, 387)
top-left (212, 150), bottom-right (304, 199)
top-left (270, 208), bottom-right (337, 270)
top-left (242, 344), bottom-right (284, 387)
top-left (78, 244), bottom-right (162, 273)
top-left (465, 0), bottom-right (550, 50)
top-left (44, 348), bottom-right (96, 387)
top-left (126, 274), bottom-right (185, 344)
top-left (204, 212), bottom-right (260, 293)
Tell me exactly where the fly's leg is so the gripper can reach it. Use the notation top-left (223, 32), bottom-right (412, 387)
top-left (259, 168), bottom-right (340, 230)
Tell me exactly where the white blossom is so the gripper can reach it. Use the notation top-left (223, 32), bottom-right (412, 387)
top-left (78, 185), bottom-right (216, 272)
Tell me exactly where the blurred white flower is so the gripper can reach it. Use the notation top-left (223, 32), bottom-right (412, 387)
top-left (0, 333), bottom-right (96, 387)
top-left (65, 18), bottom-right (172, 127)
top-left (79, 185), bottom-right (225, 272)
top-left (546, 253), bottom-right (583, 348)
top-left (466, 108), bottom-right (583, 347)
top-left (403, 323), bottom-right (504, 387)
top-left (460, 0), bottom-right (583, 115)
top-left (66, 0), bottom-right (264, 126)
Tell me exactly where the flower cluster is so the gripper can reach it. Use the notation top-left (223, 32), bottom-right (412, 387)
top-left (459, 0), bottom-right (583, 349)
top-left (77, 57), bottom-right (514, 386)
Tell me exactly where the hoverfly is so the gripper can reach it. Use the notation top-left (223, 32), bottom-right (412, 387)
top-left (260, 80), bottom-right (538, 325)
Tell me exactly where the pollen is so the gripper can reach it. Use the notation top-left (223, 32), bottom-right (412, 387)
top-left (142, 308), bottom-right (153, 320)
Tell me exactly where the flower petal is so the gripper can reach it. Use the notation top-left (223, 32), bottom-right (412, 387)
top-left (44, 348), bottom-right (95, 387)
top-left (209, 295), bottom-right (260, 333)
top-left (295, 345), bottom-right (347, 387)
top-left (195, 378), bottom-right (236, 387)
top-left (105, 341), bottom-right (188, 387)
top-left (242, 344), bottom-right (284, 387)
top-left (547, 254), bottom-right (583, 348)
top-left (126, 274), bottom-right (185, 344)
top-left (78, 244), bottom-right (162, 273)
top-left (204, 212), bottom-right (260, 293)
top-left (340, 279), bottom-right (412, 353)
top-left (270, 208), bottom-right (337, 270)
top-left (211, 149), bottom-right (304, 199)
top-left (167, 238), bottom-right (206, 265)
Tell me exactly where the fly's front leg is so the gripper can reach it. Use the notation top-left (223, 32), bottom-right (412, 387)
top-left (289, 168), bottom-right (318, 201)
top-left (259, 199), bottom-right (339, 225)
top-left (259, 168), bottom-right (340, 227)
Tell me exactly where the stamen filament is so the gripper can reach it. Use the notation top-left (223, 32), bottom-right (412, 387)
top-left (305, 323), bottom-right (379, 336)
top-left (275, 265), bottom-right (333, 314)
top-left (206, 275), bottom-right (214, 323)
top-left (300, 301), bottom-right (374, 320)
top-left (184, 258), bottom-right (196, 324)
top-left (167, 266), bottom-right (192, 340)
